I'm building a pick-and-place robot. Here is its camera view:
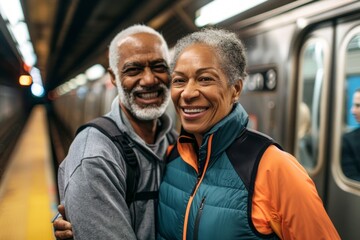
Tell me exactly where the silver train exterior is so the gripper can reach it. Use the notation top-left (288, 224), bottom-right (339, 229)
top-left (0, 86), bottom-right (23, 124)
top-left (235, 1), bottom-right (360, 239)
top-left (0, 85), bottom-right (26, 179)
top-left (52, 1), bottom-right (360, 239)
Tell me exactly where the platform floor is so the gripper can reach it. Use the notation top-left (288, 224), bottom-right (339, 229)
top-left (0, 105), bottom-right (57, 240)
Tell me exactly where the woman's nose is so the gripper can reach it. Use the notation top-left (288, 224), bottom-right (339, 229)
top-left (181, 80), bottom-right (199, 100)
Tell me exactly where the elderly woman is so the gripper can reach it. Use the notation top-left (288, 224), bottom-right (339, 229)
top-left (156, 28), bottom-right (340, 239)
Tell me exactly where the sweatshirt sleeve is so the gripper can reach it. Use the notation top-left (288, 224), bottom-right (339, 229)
top-left (252, 145), bottom-right (341, 240)
top-left (63, 156), bottom-right (137, 240)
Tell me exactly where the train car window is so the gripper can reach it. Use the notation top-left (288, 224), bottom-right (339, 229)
top-left (340, 31), bottom-right (360, 183)
top-left (296, 38), bottom-right (329, 173)
top-left (0, 87), bottom-right (22, 124)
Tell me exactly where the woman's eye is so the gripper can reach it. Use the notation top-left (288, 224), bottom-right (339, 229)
top-left (199, 76), bottom-right (212, 81)
top-left (172, 78), bottom-right (185, 84)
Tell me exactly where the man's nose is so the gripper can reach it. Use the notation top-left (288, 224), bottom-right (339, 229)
top-left (141, 67), bottom-right (158, 86)
top-left (351, 105), bottom-right (356, 115)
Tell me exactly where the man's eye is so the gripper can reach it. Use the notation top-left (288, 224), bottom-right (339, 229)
top-left (152, 64), bottom-right (169, 73)
top-left (124, 68), bottom-right (142, 75)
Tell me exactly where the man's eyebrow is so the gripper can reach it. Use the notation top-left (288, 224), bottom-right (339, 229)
top-left (122, 59), bottom-right (167, 69)
top-left (150, 59), bottom-right (167, 64)
top-left (122, 62), bottom-right (143, 69)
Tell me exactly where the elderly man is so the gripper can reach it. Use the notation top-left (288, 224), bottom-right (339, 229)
top-left (54, 24), bottom-right (177, 240)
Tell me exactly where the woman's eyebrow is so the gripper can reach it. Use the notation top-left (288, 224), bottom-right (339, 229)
top-left (195, 67), bottom-right (217, 74)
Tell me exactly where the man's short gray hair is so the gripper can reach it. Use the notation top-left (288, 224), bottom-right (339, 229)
top-left (108, 24), bottom-right (169, 75)
top-left (170, 28), bottom-right (247, 85)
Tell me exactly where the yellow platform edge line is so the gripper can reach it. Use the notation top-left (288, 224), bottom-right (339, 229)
top-left (0, 105), bottom-right (58, 240)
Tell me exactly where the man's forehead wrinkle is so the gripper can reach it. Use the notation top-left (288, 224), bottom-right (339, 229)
top-left (117, 37), bottom-right (144, 51)
top-left (117, 33), bottom-right (160, 48)
top-left (122, 59), bottom-right (167, 70)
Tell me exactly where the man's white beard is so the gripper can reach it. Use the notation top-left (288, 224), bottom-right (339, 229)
top-left (117, 83), bottom-right (170, 121)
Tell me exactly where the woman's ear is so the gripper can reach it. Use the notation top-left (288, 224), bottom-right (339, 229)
top-left (108, 68), bottom-right (116, 86)
top-left (232, 80), bottom-right (243, 102)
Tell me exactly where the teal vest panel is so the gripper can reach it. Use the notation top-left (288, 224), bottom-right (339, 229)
top-left (157, 155), bottom-right (196, 239)
top-left (157, 152), bottom-right (279, 240)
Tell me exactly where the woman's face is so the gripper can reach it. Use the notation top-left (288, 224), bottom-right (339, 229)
top-left (171, 44), bottom-right (241, 136)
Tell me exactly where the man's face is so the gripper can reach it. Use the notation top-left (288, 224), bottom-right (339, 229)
top-left (351, 91), bottom-right (360, 123)
top-left (115, 33), bottom-right (170, 120)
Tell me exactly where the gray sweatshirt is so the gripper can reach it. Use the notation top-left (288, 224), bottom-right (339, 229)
top-left (58, 97), bottom-right (177, 240)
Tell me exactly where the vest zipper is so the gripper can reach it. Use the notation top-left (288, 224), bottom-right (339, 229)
top-left (182, 134), bottom-right (214, 240)
top-left (191, 175), bottom-right (201, 195)
top-left (193, 197), bottom-right (206, 240)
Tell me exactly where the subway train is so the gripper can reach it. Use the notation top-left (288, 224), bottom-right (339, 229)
top-left (48, 1), bottom-right (360, 239)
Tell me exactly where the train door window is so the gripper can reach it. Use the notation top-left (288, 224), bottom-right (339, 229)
top-left (296, 38), bottom-right (329, 173)
top-left (340, 30), bottom-right (360, 183)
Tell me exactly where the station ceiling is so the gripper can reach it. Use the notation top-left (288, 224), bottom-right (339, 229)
top-left (0, 0), bottom-right (300, 92)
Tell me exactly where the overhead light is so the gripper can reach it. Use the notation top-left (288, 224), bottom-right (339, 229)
top-left (85, 64), bottom-right (105, 81)
top-left (0, 0), bottom-right (24, 25)
top-left (31, 82), bottom-right (45, 97)
top-left (296, 18), bottom-right (308, 29)
top-left (19, 74), bottom-right (32, 86)
top-left (195, 0), bottom-right (268, 27)
top-left (74, 74), bottom-right (87, 86)
top-left (18, 41), bottom-right (37, 66)
top-left (30, 67), bottom-right (43, 85)
top-left (10, 22), bottom-right (30, 45)
top-left (0, 0), bottom-right (38, 67)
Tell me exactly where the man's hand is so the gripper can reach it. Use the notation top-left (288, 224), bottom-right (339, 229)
top-left (53, 205), bottom-right (73, 239)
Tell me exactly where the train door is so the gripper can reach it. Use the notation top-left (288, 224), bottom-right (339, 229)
top-left (294, 25), bottom-right (332, 200)
top-left (328, 19), bottom-right (360, 240)
top-left (294, 17), bottom-right (360, 240)
top-left (294, 24), bottom-right (334, 202)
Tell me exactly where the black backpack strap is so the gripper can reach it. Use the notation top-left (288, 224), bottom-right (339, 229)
top-left (165, 127), bottom-right (178, 145)
top-left (166, 127), bottom-right (194, 163)
top-left (76, 116), bottom-right (141, 206)
top-left (226, 128), bottom-right (282, 239)
top-left (166, 128), bottom-right (281, 190)
top-left (226, 128), bottom-right (282, 192)
top-left (166, 141), bottom-right (179, 162)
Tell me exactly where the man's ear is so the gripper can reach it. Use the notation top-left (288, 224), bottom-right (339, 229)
top-left (108, 68), bottom-right (116, 86)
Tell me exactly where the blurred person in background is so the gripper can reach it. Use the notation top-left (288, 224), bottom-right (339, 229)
top-left (342, 88), bottom-right (360, 181)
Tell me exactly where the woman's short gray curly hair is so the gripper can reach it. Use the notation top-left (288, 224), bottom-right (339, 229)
top-left (170, 28), bottom-right (247, 85)
top-left (108, 24), bottom-right (169, 77)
